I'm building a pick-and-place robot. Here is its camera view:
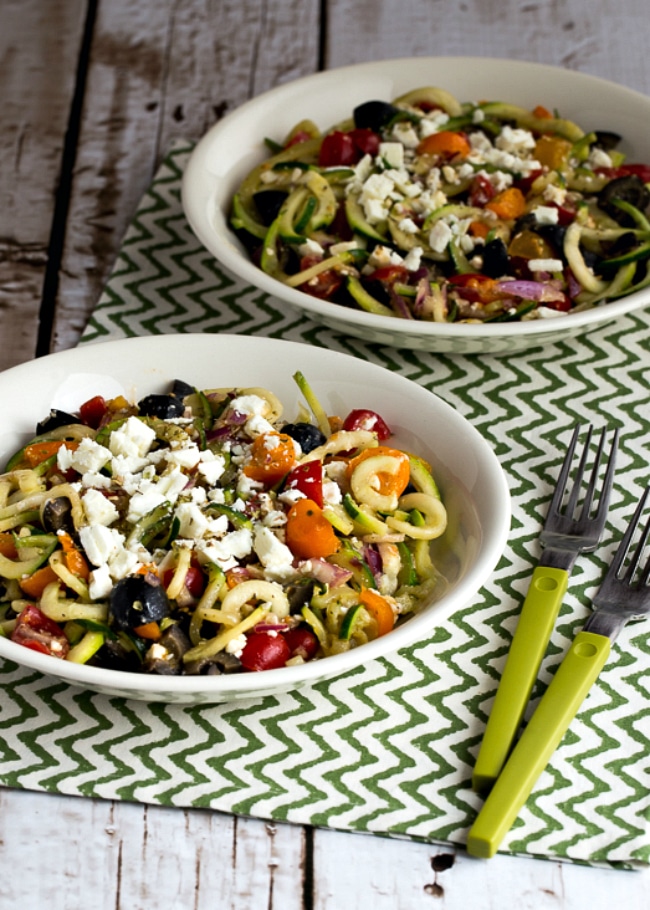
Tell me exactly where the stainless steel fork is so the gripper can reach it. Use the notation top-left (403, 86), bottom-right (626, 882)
top-left (467, 485), bottom-right (650, 859)
top-left (472, 425), bottom-right (619, 794)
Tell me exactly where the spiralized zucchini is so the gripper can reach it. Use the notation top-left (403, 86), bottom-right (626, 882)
top-left (229, 86), bottom-right (650, 323)
top-left (0, 374), bottom-right (449, 676)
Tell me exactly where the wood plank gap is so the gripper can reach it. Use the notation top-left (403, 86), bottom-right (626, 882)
top-left (317, 0), bottom-right (328, 71)
top-left (35, 0), bottom-right (99, 358)
top-left (302, 825), bottom-right (315, 910)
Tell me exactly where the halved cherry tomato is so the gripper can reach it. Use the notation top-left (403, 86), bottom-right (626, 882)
top-left (595, 164), bottom-right (650, 183)
top-left (240, 631), bottom-right (291, 671)
top-left (18, 566), bottom-right (60, 598)
top-left (345, 445), bottom-right (410, 498)
top-left (417, 131), bottom-right (471, 159)
top-left (78, 395), bottom-right (108, 429)
top-left (163, 565), bottom-right (206, 598)
top-left (533, 104), bottom-right (553, 119)
top-left (366, 265), bottom-right (411, 286)
top-left (342, 409), bottom-right (392, 440)
top-left (11, 603), bottom-right (70, 658)
top-left (359, 587), bottom-right (395, 637)
top-left (317, 129), bottom-right (381, 166)
top-left (448, 274), bottom-right (504, 304)
top-left (298, 259), bottom-right (344, 300)
top-left (283, 626), bottom-right (319, 661)
top-left (0, 532), bottom-right (17, 559)
top-left (285, 460), bottom-right (324, 508)
top-left (58, 530), bottom-right (90, 579)
top-left (469, 174), bottom-right (496, 207)
top-left (318, 131), bottom-right (358, 167)
top-left (485, 187), bottom-right (526, 220)
top-left (244, 432), bottom-right (297, 485)
top-left (23, 440), bottom-right (79, 468)
top-left (285, 499), bottom-right (340, 560)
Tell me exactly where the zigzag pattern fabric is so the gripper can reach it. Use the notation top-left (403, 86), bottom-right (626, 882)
top-left (1, 142), bottom-right (649, 867)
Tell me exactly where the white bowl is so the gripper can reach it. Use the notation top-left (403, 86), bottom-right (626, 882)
top-left (0, 335), bottom-right (509, 703)
top-left (182, 56), bottom-right (650, 355)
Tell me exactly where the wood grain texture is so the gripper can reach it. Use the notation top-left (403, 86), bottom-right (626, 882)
top-left (0, 0), bottom-right (86, 371)
top-left (51, 0), bottom-right (322, 355)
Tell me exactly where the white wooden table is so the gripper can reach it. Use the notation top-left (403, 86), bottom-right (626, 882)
top-left (2, 1), bottom-right (650, 905)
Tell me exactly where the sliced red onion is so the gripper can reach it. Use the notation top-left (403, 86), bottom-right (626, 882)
top-left (390, 289), bottom-right (415, 319)
top-left (309, 558), bottom-right (353, 587)
top-left (494, 280), bottom-right (565, 302)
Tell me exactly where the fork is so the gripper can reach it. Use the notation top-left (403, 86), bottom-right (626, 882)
top-left (472, 425), bottom-right (619, 794)
top-left (467, 485), bottom-right (650, 859)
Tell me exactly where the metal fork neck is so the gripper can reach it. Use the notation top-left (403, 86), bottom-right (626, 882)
top-left (538, 547), bottom-right (580, 573)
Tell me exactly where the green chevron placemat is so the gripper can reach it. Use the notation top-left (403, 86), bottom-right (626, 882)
top-left (2, 141), bottom-right (650, 868)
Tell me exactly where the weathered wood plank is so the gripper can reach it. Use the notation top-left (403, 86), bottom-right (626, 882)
top-left (0, 788), bottom-right (306, 909)
top-left (324, 0), bottom-right (650, 95)
top-left (0, 0), bottom-right (87, 372)
top-left (51, 0), bottom-right (322, 354)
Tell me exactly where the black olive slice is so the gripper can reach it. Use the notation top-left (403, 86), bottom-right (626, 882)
top-left (35, 409), bottom-right (80, 435)
top-left (353, 100), bottom-right (400, 132)
top-left (253, 190), bottom-right (289, 226)
top-left (593, 130), bottom-right (622, 151)
top-left (282, 422), bottom-right (326, 453)
top-left (109, 575), bottom-right (170, 631)
top-left (481, 238), bottom-right (510, 278)
top-left (598, 175), bottom-right (650, 226)
top-left (137, 393), bottom-right (186, 419)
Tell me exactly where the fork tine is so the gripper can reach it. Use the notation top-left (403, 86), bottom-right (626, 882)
top-left (610, 486), bottom-right (650, 579)
top-left (620, 487), bottom-right (650, 585)
top-left (583, 426), bottom-right (619, 520)
top-left (564, 424), bottom-right (593, 518)
top-left (548, 424), bottom-right (583, 516)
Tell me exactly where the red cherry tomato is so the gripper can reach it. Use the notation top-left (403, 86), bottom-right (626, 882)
top-left (469, 173), bottom-right (496, 207)
top-left (283, 627), bottom-right (319, 661)
top-left (367, 265), bottom-right (411, 285)
top-left (163, 566), bottom-right (205, 598)
top-left (349, 128), bottom-right (381, 157)
top-left (240, 631), bottom-right (291, 672)
top-left (78, 395), bottom-right (108, 429)
top-left (596, 164), bottom-right (650, 183)
top-left (342, 408), bottom-right (392, 441)
top-left (11, 604), bottom-right (70, 659)
top-left (285, 460), bottom-right (324, 507)
top-left (318, 131), bottom-right (358, 167)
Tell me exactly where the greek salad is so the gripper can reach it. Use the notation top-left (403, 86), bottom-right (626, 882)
top-left (230, 86), bottom-right (650, 323)
top-left (0, 374), bottom-right (447, 675)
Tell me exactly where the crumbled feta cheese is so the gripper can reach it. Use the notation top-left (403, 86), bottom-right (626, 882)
top-left (225, 634), bottom-right (247, 657)
top-left (79, 525), bottom-right (124, 567)
top-left (166, 443), bottom-right (201, 469)
top-left (379, 142), bottom-right (404, 169)
top-left (533, 205), bottom-right (560, 225)
top-left (58, 437), bottom-right (112, 475)
top-left (88, 563), bottom-right (113, 600)
top-left (402, 246), bottom-right (423, 271)
top-left (109, 416), bottom-right (157, 459)
top-left (81, 488), bottom-right (119, 527)
top-left (528, 258), bottom-right (564, 272)
top-left (429, 220), bottom-right (453, 253)
top-left (197, 451), bottom-right (226, 485)
top-left (254, 526), bottom-right (296, 580)
top-left (175, 502), bottom-right (210, 540)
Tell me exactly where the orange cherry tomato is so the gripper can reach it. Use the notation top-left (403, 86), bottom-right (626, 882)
top-left (485, 187), bottom-right (526, 220)
top-left (417, 131), bottom-right (471, 159)
top-left (243, 432), bottom-right (297, 485)
top-left (359, 587), bottom-right (395, 637)
top-left (345, 445), bottom-right (411, 498)
top-left (23, 440), bottom-right (79, 468)
top-left (285, 499), bottom-right (340, 560)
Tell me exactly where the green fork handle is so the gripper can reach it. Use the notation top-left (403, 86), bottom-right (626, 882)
top-left (466, 629), bottom-right (611, 859)
top-left (472, 565), bottom-right (570, 794)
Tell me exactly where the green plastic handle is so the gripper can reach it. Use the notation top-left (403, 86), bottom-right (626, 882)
top-left (472, 565), bottom-right (570, 794)
top-left (466, 629), bottom-right (611, 859)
